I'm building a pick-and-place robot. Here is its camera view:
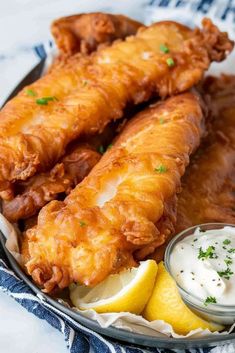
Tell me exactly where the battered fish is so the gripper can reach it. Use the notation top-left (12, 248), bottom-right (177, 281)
top-left (176, 75), bottom-right (235, 231)
top-left (0, 19), bottom-right (232, 194)
top-left (151, 75), bottom-right (235, 263)
top-left (51, 12), bottom-right (143, 55)
top-left (2, 143), bottom-right (100, 222)
top-left (24, 92), bottom-right (204, 292)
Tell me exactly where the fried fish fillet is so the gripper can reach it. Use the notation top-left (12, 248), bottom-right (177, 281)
top-left (49, 13), bottom-right (142, 73)
top-left (0, 19), bottom-right (232, 195)
top-left (51, 12), bottom-right (143, 56)
top-left (2, 143), bottom-right (101, 222)
top-left (24, 92), bottom-right (205, 292)
top-left (176, 75), bottom-right (235, 232)
top-left (151, 75), bottom-right (235, 263)
top-left (2, 122), bottom-right (115, 220)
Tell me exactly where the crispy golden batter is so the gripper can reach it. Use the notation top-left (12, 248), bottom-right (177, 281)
top-left (0, 19), bottom-right (232, 195)
top-left (51, 12), bottom-right (143, 56)
top-left (2, 143), bottom-right (100, 222)
top-left (176, 75), bottom-right (235, 232)
top-left (151, 75), bottom-right (235, 263)
top-left (24, 92), bottom-right (204, 292)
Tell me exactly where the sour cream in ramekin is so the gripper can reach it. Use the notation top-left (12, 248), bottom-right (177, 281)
top-left (165, 224), bottom-right (235, 324)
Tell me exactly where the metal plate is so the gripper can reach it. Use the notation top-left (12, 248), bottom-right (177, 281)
top-left (1, 60), bottom-right (235, 349)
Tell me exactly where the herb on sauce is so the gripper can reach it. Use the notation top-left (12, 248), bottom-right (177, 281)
top-left (217, 268), bottom-right (234, 280)
top-left (224, 258), bottom-right (233, 266)
top-left (198, 246), bottom-right (217, 260)
top-left (204, 296), bottom-right (217, 306)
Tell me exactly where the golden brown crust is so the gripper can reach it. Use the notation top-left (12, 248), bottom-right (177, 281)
top-left (24, 92), bottom-right (205, 292)
top-left (2, 143), bottom-right (101, 222)
top-left (151, 75), bottom-right (235, 263)
top-left (51, 13), bottom-right (143, 56)
top-left (176, 75), bottom-right (235, 232)
top-left (0, 19), bottom-right (232, 193)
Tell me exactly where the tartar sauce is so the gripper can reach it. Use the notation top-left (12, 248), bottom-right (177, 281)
top-left (170, 226), bottom-right (235, 306)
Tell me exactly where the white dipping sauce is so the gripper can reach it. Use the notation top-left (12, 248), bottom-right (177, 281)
top-left (170, 226), bottom-right (235, 306)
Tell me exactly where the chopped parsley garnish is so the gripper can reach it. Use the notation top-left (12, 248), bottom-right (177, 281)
top-left (217, 267), bottom-right (233, 280)
top-left (98, 145), bottom-right (105, 154)
top-left (159, 117), bottom-right (165, 124)
top-left (224, 258), bottom-right (233, 266)
top-left (228, 248), bottom-right (235, 253)
top-left (154, 165), bottom-right (167, 173)
top-left (193, 238), bottom-right (198, 242)
top-left (160, 44), bottom-right (169, 53)
top-left (223, 239), bottom-right (231, 245)
top-left (36, 96), bottom-right (58, 105)
top-left (79, 221), bottom-right (86, 227)
top-left (107, 144), bottom-right (113, 150)
top-left (166, 57), bottom-right (175, 67)
top-left (26, 89), bottom-right (37, 97)
top-left (198, 246), bottom-right (217, 260)
top-left (204, 296), bottom-right (217, 306)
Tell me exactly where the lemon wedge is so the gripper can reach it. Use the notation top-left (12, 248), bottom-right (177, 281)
top-left (70, 260), bottom-right (158, 314)
top-left (143, 262), bottom-right (224, 334)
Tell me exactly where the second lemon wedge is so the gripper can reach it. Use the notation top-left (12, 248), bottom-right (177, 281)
top-left (143, 262), bottom-right (224, 334)
top-left (70, 259), bottom-right (158, 314)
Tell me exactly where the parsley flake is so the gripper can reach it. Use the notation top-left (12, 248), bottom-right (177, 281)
top-left (223, 239), bottom-right (231, 245)
top-left (224, 258), bottom-right (233, 266)
top-left (79, 221), bottom-right (86, 227)
top-left (198, 246), bottom-right (217, 260)
top-left (26, 89), bottom-right (37, 97)
top-left (228, 248), bottom-right (235, 254)
top-left (217, 268), bottom-right (234, 280)
top-left (154, 165), bottom-right (167, 173)
top-left (36, 96), bottom-right (58, 105)
top-left (107, 144), bottom-right (113, 150)
top-left (98, 145), bottom-right (105, 154)
top-left (204, 296), bottom-right (217, 306)
top-left (159, 117), bottom-right (165, 124)
top-left (166, 57), bottom-right (175, 67)
top-left (160, 44), bottom-right (169, 53)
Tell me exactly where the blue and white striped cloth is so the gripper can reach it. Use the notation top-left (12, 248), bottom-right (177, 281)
top-left (1, 1), bottom-right (235, 352)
